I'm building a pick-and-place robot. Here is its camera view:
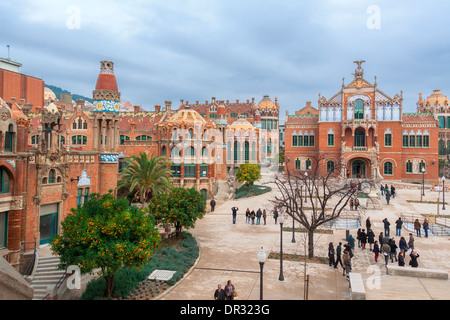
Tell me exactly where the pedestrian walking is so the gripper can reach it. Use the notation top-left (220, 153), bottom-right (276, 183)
top-left (347, 235), bottom-right (356, 253)
top-left (328, 242), bottom-right (335, 267)
top-left (273, 208), bottom-right (279, 224)
top-left (214, 284), bottom-right (226, 300)
top-left (350, 198), bottom-right (354, 211)
top-left (398, 252), bottom-right (405, 267)
top-left (382, 241), bottom-right (391, 266)
top-left (408, 233), bottom-right (415, 250)
top-left (262, 209), bottom-right (267, 225)
top-left (423, 218), bottom-right (429, 238)
top-left (231, 206), bottom-right (239, 224)
top-left (379, 232), bottom-right (384, 246)
top-left (334, 242), bottom-right (343, 269)
top-left (343, 250), bottom-right (352, 280)
top-left (414, 219), bottom-right (421, 237)
top-left (224, 280), bottom-right (235, 300)
top-left (395, 217), bottom-right (403, 236)
top-left (344, 241), bottom-right (354, 259)
top-left (245, 209), bottom-right (250, 224)
top-left (383, 218), bottom-right (390, 237)
top-left (367, 229), bottom-right (375, 251)
top-left (385, 184), bottom-right (389, 195)
top-left (391, 185), bottom-right (396, 198)
top-left (250, 210), bottom-right (256, 225)
top-left (210, 199), bottom-right (216, 212)
top-left (355, 198), bottom-right (360, 210)
top-left (360, 229), bottom-right (367, 250)
top-left (380, 184), bottom-right (384, 196)
top-left (373, 241), bottom-right (380, 262)
top-left (256, 208), bottom-right (262, 225)
top-left (409, 251), bottom-right (420, 268)
top-left (399, 236), bottom-right (408, 256)
top-left (385, 191), bottom-right (391, 205)
top-left (366, 217), bottom-right (371, 232)
top-left (357, 228), bottom-right (362, 248)
top-left (389, 239), bottom-right (398, 263)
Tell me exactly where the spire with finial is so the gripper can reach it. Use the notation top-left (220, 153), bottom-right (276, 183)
top-left (352, 60), bottom-right (366, 79)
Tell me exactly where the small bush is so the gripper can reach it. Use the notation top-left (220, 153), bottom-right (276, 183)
top-left (81, 232), bottom-right (199, 300)
top-left (234, 185), bottom-right (272, 199)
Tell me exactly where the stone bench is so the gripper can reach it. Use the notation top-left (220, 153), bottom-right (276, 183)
top-left (349, 273), bottom-right (366, 300)
top-left (386, 266), bottom-right (449, 280)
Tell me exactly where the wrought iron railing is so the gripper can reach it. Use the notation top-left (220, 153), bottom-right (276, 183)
top-left (21, 242), bottom-right (37, 278)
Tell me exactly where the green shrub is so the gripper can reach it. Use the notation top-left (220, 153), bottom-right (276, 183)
top-left (234, 185), bottom-right (272, 199)
top-left (80, 231), bottom-right (199, 300)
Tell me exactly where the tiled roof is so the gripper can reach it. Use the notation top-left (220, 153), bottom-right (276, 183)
top-left (401, 113), bottom-right (436, 122)
top-left (286, 114), bottom-right (319, 125)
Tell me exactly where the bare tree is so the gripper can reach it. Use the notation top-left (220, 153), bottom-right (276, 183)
top-left (271, 155), bottom-right (360, 258)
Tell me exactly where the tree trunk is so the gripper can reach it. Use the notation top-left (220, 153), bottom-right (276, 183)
top-left (175, 222), bottom-right (182, 239)
top-left (104, 274), bottom-right (115, 298)
top-left (307, 229), bottom-right (315, 259)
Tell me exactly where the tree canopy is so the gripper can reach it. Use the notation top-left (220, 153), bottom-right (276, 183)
top-left (236, 163), bottom-right (262, 193)
top-left (51, 193), bottom-right (160, 298)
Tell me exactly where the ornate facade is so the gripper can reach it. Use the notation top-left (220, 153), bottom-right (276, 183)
top-left (285, 61), bottom-right (439, 184)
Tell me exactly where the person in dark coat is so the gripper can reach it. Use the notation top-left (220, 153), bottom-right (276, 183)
top-left (245, 208), bottom-right (250, 224)
top-left (328, 242), bottom-right (335, 267)
top-left (367, 229), bottom-right (375, 251)
top-left (256, 208), bottom-right (262, 225)
top-left (273, 208), bottom-right (279, 224)
top-left (224, 280), bottom-right (235, 300)
top-left (391, 185), bottom-right (396, 198)
top-left (210, 199), bottom-right (216, 212)
top-left (357, 228), bottom-right (362, 248)
top-left (385, 191), bottom-right (391, 205)
top-left (373, 241), bottom-right (380, 262)
top-left (398, 252), bottom-right (405, 267)
top-left (360, 229), bottom-right (367, 250)
top-left (409, 251), bottom-right (420, 268)
top-left (423, 218), bottom-right (429, 238)
top-left (214, 284), bottom-right (226, 300)
top-left (250, 210), bottom-right (256, 225)
top-left (334, 242), bottom-right (343, 269)
top-left (383, 218), bottom-right (391, 236)
top-left (389, 239), bottom-right (398, 262)
top-left (380, 184), bottom-right (384, 196)
top-left (366, 217), bottom-right (371, 231)
top-left (395, 217), bottom-right (403, 236)
top-left (231, 207), bottom-right (239, 224)
top-left (399, 236), bottom-right (408, 256)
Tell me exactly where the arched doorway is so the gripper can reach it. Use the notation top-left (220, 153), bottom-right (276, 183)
top-left (351, 159), bottom-right (366, 178)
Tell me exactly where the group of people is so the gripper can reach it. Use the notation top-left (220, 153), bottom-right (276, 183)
top-left (328, 215), bottom-right (423, 279)
top-left (230, 206), bottom-right (280, 225)
top-left (380, 184), bottom-right (396, 205)
top-left (214, 280), bottom-right (236, 300)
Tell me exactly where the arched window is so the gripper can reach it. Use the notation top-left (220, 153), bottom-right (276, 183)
top-left (161, 146), bottom-right (167, 157)
top-left (186, 146), bottom-right (195, 157)
top-left (384, 162), bottom-right (393, 176)
top-left (354, 99), bottom-right (364, 120)
top-left (306, 159), bottom-right (312, 170)
top-left (5, 124), bottom-right (14, 152)
top-left (439, 140), bottom-right (445, 156)
top-left (406, 160), bottom-right (413, 173)
top-left (327, 161), bottom-right (335, 174)
top-left (244, 141), bottom-right (250, 162)
top-left (188, 129), bottom-right (194, 139)
top-left (354, 130), bottom-right (365, 147)
top-left (171, 146), bottom-right (181, 158)
top-left (234, 141), bottom-right (240, 162)
top-left (267, 139), bottom-right (272, 154)
top-left (78, 118), bottom-right (83, 129)
top-left (295, 159), bottom-right (301, 170)
top-left (201, 146), bottom-right (208, 158)
top-left (49, 169), bottom-right (56, 184)
top-left (0, 167), bottom-right (10, 193)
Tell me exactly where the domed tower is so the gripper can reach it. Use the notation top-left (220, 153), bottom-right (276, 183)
top-left (215, 102), bottom-right (227, 145)
top-left (255, 95), bottom-right (280, 158)
top-left (92, 61), bottom-right (120, 195)
top-left (92, 61), bottom-right (121, 153)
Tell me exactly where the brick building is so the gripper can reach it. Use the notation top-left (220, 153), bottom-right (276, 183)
top-left (284, 61), bottom-right (439, 184)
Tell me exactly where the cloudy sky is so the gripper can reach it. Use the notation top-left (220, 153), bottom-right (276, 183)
top-left (1, 0), bottom-right (449, 116)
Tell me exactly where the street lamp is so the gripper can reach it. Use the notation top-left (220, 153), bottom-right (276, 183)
top-left (305, 172), bottom-right (308, 203)
top-left (442, 176), bottom-right (446, 210)
top-left (422, 167), bottom-right (426, 197)
top-left (291, 210), bottom-right (296, 243)
top-left (257, 247), bottom-right (267, 300)
top-left (279, 215), bottom-right (285, 281)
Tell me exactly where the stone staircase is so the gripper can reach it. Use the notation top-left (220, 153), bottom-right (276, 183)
top-left (31, 255), bottom-right (65, 300)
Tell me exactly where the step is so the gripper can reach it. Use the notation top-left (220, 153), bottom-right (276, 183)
top-left (38, 256), bottom-right (60, 262)
top-left (37, 260), bottom-right (60, 268)
top-left (33, 274), bottom-right (65, 281)
top-left (34, 270), bottom-right (66, 278)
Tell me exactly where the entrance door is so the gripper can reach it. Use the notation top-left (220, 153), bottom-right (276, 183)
top-left (39, 204), bottom-right (59, 245)
top-left (352, 160), bottom-right (366, 178)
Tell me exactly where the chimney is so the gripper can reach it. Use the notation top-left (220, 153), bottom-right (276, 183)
top-left (252, 98), bottom-right (255, 104)
top-left (20, 98), bottom-right (25, 106)
top-left (236, 100), bottom-right (239, 104)
top-left (11, 97), bottom-right (16, 105)
top-left (76, 99), bottom-right (85, 111)
top-left (226, 100), bottom-right (229, 104)
top-left (196, 101), bottom-right (199, 105)
top-left (306, 101), bottom-right (312, 108)
top-left (155, 105), bottom-right (161, 113)
top-left (247, 99), bottom-right (249, 103)
top-left (134, 105), bottom-right (140, 113)
top-left (165, 101), bottom-right (172, 112)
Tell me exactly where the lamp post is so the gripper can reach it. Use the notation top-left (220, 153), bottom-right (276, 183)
top-left (442, 176), bottom-right (446, 210)
top-left (257, 247), bottom-right (267, 300)
top-left (422, 167), bottom-right (425, 197)
top-left (291, 210), bottom-right (296, 243)
top-left (279, 215), bottom-right (285, 281)
top-left (305, 172), bottom-right (308, 203)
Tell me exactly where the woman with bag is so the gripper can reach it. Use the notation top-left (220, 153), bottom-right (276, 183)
top-left (224, 280), bottom-right (236, 300)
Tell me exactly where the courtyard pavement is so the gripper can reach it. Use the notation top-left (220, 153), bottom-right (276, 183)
top-left (158, 175), bottom-right (450, 301)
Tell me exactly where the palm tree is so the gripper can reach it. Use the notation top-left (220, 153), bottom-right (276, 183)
top-left (118, 152), bottom-right (172, 204)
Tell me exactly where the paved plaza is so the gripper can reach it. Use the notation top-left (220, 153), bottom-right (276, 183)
top-left (158, 176), bottom-right (450, 300)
